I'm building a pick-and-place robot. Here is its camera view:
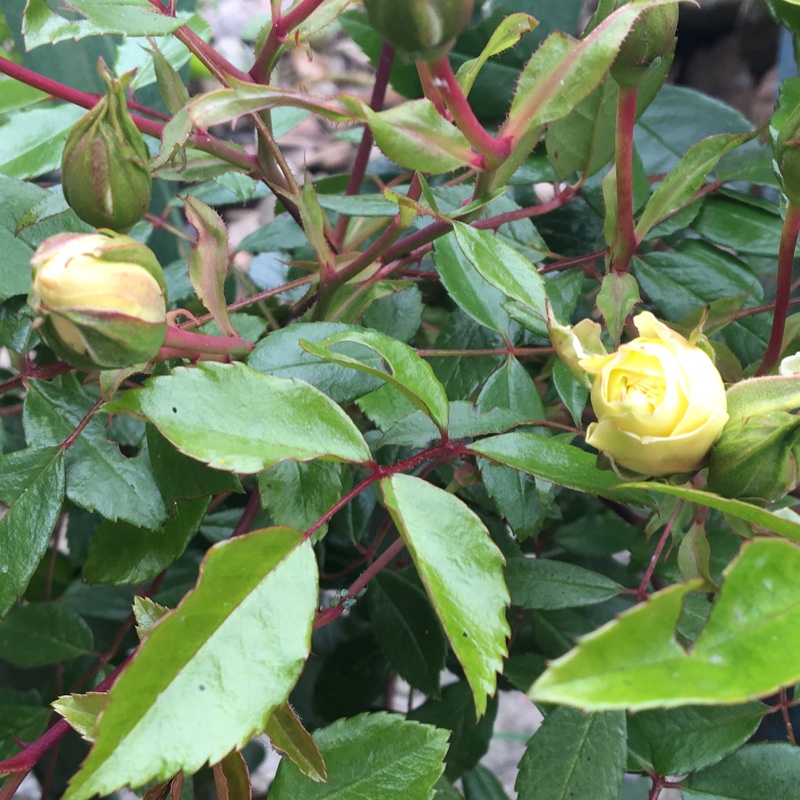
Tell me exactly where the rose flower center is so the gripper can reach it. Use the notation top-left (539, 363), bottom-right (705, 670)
top-left (609, 368), bottom-right (666, 414)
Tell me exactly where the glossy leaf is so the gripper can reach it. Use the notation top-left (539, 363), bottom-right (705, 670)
top-left (462, 765), bottom-right (510, 800)
top-left (248, 322), bottom-right (383, 403)
top-left (433, 233), bottom-right (511, 336)
top-left (515, 707), bottom-right (626, 800)
top-left (133, 596), bottom-right (171, 639)
top-left (468, 431), bottom-right (650, 505)
top-left (258, 460), bottom-right (342, 533)
top-left (24, 380), bottom-right (165, 529)
top-left (23, 0), bottom-right (183, 49)
top-left (596, 272), bottom-right (640, 345)
top-left (53, 693), bottom-right (107, 742)
top-left (82, 498), bottom-right (209, 585)
top-left (0, 445), bottom-right (65, 619)
top-left (269, 712), bottom-right (449, 799)
top-left (505, 557), bottom-right (624, 610)
top-left (410, 683), bottom-right (498, 780)
top-left (457, 14), bottom-right (539, 97)
top-left (627, 703), bottom-right (766, 775)
top-left (369, 570), bottom-right (447, 698)
top-left (105, 362), bottom-right (371, 473)
top-left (0, 602), bottom-right (93, 667)
top-left (617, 482), bottom-right (800, 543)
top-left (635, 131), bottom-right (756, 240)
top-left (184, 196), bottom-right (236, 337)
top-left (265, 702), bottom-right (328, 784)
top-left (64, 528), bottom-right (317, 799)
top-left (531, 538), bottom-right (800, 710)
top-left (452, 222), bottom-right (548, 335)
top-left (381, 474), bottom-right (510, 716)
top-left (302, 329), bottom-right (449, 431)
top-left (683, 742), bottom-right (800, 799)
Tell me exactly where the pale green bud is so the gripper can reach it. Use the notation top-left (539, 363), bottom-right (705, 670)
top-left (61, 59), bottom-right (152, 232)
top-left (28, 231), bottom-right (167, 370)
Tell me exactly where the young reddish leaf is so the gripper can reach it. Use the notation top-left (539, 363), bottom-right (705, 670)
top-left (212, 750), bottom-right (251, 800)
top-left (265, 702), bottom-right (328, 783)
top-left (184, 196), bottom-right (236, 337)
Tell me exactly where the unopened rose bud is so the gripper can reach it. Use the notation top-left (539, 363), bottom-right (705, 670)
top-left (61, 59), bottom-right (152, 232)
top-left (610, 1), bottom-right (679, 89)
top-left (363, 0), bottom-right (474, 62)
top-left (707, 411), bottom-right (800, 503)
top-left (28, 231), bottom-right (167, 370)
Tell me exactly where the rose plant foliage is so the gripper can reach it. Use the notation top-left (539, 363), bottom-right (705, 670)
top-left (4, 0), bottom-right (800, 797)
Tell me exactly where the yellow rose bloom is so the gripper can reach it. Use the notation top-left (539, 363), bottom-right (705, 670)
top-left (579, 311), bottom-right (729, 476)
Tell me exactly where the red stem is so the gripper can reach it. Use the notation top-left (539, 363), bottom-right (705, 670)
top-left (757, 202), bottom-right (800, 375)
top-left (429, 56), bottom-right (511, 166)
top-left (612, 85), bottom-right (639, 274)
top-left (162, 326), bottom-right (254, 357)
top-left (636, 504), bottom-right (682, 602)
top-left (417, 61), bottom-right (450, 119)
top-left (231, 488), bottom-right (262, 538)
top-left (333, 42), bottom-right (395, 248)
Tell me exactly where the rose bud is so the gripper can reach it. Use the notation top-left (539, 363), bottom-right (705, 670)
top-left (61, 59), bottom-right (152, 232)
top-left (706, 411), bottom-right (800, 503)
top-left (363, 0), bottom-right (474, 62)
top-left (28, 231), bottom-right (168, 370)
top-left (579, 311), bottom-right (728, 476)
top-left (609, 1), bottom-right (679, 89)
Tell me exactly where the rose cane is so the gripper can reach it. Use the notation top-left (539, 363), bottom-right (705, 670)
top-left (580, 312), bottom-right (728, 476)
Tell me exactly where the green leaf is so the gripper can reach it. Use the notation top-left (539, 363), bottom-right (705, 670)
top-left (0, 177), bottom-right (47, 299)
top-left (457, 14), bottom-right (539, 97)
top-left (132, 596), bottom-right (171, 639)
top-left (530, 538), bottom-right (800, 710)
top-left (64, 528), bottom-right (317, 799)
top-left (302, 330), bottom-right (449, 431)
top-left (258, 460), bottom-right (342, 532)
top-left (462, 765), bottom-right (509, 800)
top-left (410, 683), bottom-right (498, 780)
top-left (433, 233), bottom-right (511, 336)
top-left (362, 100), bottom-right (476, 174)
top-left (0, 445), bottom-right (65, 619)
top-left (269, 712), bottom-right (449, 799)
top-left (369, 570), bottom-right (447, 698)
top-left (616, 482), bottom-right (800, 543)
top-left (0, 103), bottom-right (84, 178)
top-left (0, 602), bottom-right (92, 667)
top-left (362, 284), bottom-right (424, 343)
top-left (212, 750), bottom-right (251, 800)
top-left (53, 693), bottom-right (108, 742)
top-left (0, 690), bottom-right (51, 760)
top-left (381, 475), bottom-right (509, 716)
top-left (452, 222), bottom-right (547, 336)
top-left (635, 131), bottom-right (756, 241)
top-left (505, 558), bottom-right (624, 610)
top-left (627, 703), bottom-right (766, 775)
top-left (184, 196), bottom-right (236, 337)
top-left (683, 742), bottom-right (800, 799)
top-left (105, 362), bottom-right (371, 473)
top-left (83, 498), bottom-right (209, 585)
top-left (552, 358), bottom-right (588, 428)
top-left (248, 322), bottom-right (382, 403)
top-left (265, 702), bottom-right (328, 784)
top-left (23, 0), bottom-right (184, 48)
top-left (515, 707), bottom-right (626, 800)
top-left (596, 273), bottom-right (641, 345)
top-left (477, 357), bottom-right (545, 420)
top-left (24, 380), bottom-right (166, 528)
top-left (147, 426), bottom-right (242, 509)
top-left (468, 431), bottom-right (650, 505)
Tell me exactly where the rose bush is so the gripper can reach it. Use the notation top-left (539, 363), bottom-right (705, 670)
top-left (580, 311), bottom-right (729, 476)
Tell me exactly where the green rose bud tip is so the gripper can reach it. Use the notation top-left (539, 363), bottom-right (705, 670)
top-left (363, 0), bottom-right (474, 62)
top-left (610, 1), bottom-right (679, 89)
top-left (28, 231), bottom-right (168, 371)
top-left (61, 58), bottom-right (152, 232)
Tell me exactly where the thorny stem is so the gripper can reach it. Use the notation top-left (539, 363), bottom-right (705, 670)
top-left (429, 56), bottom-right (511, 167)
top-left (636, 503), bottom-right (682, 602)
top-left (333, 43), bottom-right (396, 248)
top-left (756, 202), bottom-right (800, 375)
top-left (0, 57), bottom-right (260, 176)
top-left (611, 85), bottom-right (640, 274)
top-left (250, 0), bottom-right (328, 81)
